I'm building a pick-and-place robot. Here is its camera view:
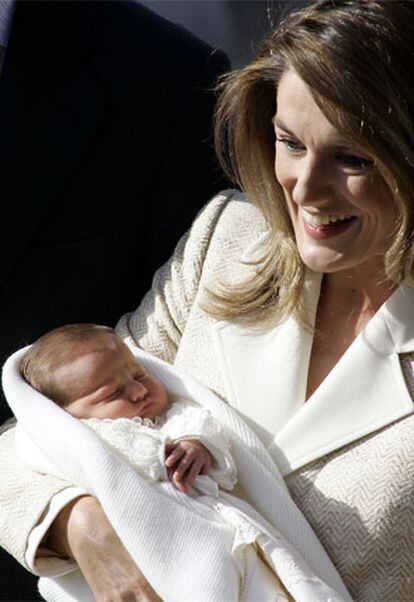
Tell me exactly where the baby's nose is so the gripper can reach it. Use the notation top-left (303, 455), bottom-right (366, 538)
top-left (129, 380), bottom-right (148, 401)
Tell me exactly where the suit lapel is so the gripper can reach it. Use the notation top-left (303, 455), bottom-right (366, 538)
top-left (213, 248), bottom-right (414, 475)
top-left (0, 1), bottom-right (103, 287)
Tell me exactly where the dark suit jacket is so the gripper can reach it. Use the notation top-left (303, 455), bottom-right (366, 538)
top-left (0, 1), bottom-right (229, 598)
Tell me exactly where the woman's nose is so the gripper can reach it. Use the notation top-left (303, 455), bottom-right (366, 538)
top-left (292, 158), bottom-right (331, 207)
top-left (128, 380), bottom-right (148, 402)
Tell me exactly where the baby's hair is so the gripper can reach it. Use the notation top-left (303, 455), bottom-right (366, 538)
top-left (21, 323), bottom-right (117, 405)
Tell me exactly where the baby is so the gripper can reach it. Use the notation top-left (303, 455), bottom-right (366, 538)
top-left (20, 323), bottom-right (235, 494)
top-left (11, 324), bottom-right (346, 602)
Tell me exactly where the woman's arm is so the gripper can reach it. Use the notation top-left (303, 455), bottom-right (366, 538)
top-left (49, 496), bottom-right (161, 601)
top-left (0, 424), bottom-right (74, 569)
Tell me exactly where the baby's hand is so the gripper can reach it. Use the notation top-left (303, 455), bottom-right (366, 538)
top-left (165, 439), bottom-right (212, 494)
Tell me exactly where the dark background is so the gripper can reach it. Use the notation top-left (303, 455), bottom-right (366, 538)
top-left (141, 1), bottom-right (306, 68)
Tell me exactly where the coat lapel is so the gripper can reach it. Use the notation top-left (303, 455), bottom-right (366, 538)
top-left (212, 270), bottom-right (321, 447)
top-left (271, 281), bottom-right (414, 474)
top-left (0, 2), bottom-right (103, 287)
top-left (213, 241), bottom-right (414, 475)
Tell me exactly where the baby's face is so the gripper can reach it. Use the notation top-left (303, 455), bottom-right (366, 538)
top-left (57, 335), bottom-right (168, 421)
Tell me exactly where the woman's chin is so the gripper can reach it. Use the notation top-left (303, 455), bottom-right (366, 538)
top-left (299, 250), bottom-right (345, 274)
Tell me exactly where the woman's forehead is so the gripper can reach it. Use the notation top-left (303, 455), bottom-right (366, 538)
top-left (274, 71), bottom-right (350, 146)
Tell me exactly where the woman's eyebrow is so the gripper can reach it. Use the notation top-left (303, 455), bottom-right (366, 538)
top-left (273, 116), bottom-right (360, 152)
top-left (272, 116), bottom-right (295, 133)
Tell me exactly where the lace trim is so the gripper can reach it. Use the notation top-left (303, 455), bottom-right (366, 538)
top-left (85, 415), bottom-right (165, 429)
top-left (82, 400), bottom-right (238, 488)
top-left (82, 417), bottom-right (167, 482)
top-left (163, 401), bottom-right (237, 489)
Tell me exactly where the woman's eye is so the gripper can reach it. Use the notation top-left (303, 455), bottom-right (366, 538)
top-left (336, 153), bottom-right (373, 169)
top-left (276, 137), bottom-right (304, 153)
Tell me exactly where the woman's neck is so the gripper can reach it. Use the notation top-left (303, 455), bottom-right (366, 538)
top-left (305, 268), bottom-right (397, 401)
top-left (321, 267), bottom-right (397, 331)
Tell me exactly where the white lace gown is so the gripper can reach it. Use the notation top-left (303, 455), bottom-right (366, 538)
top-left (82, 399), bottom-right (237, 489)
top-left (81, 399), bottom-right (289, 601)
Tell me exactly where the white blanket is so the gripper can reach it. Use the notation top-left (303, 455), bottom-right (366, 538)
top-left (3, 345), bottom-right (351, 602)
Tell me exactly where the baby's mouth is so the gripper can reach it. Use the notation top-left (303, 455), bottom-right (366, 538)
top-left (136, 398), bottom-right (151, 414)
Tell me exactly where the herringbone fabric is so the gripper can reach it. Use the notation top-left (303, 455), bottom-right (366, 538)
top-left (287, 353), bottom-right (414, 602)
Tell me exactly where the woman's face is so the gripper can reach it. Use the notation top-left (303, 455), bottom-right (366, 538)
top-left (273, 69), bottom-right (397, 277)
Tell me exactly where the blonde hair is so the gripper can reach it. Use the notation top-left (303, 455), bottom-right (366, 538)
top-left (210, 0), bottom-right (414, 325)
top-left (21, 324), bottom-right (116, 405)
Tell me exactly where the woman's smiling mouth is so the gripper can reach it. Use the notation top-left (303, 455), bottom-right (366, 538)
top-left (301, 209), bottom-right (357, 239)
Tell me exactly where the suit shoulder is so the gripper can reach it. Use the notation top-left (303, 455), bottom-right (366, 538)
top-left (83, 1), bottom-right (230, 72)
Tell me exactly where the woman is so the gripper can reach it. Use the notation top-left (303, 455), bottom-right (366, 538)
top-left (2, 0), bottom-right (414, 599)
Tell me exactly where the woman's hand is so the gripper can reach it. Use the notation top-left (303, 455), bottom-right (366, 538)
top-left (46, 495), bottom-right (162, 601)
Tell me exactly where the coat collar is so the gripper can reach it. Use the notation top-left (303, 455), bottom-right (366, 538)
top-left (212, 238), bottom-right (414, 476)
